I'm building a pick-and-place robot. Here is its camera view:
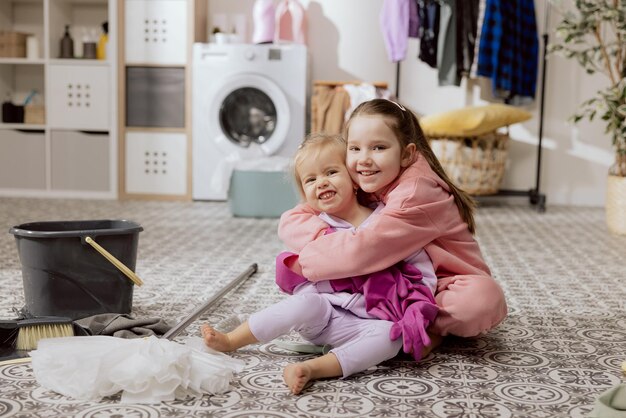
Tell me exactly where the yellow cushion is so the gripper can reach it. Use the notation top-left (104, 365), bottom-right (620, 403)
top-left (420, 104), bottom-right (532, 137)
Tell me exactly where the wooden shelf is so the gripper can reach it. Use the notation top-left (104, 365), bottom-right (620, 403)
top-left (0, 58), bottom-right (45, 65)
top-left (0, 123), bottom-right (45, 130)
top-left (48, 58), bottom-right (109, 66)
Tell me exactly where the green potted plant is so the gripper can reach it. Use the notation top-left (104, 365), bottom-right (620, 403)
top-left (550, 0), bottom-right (626, 234)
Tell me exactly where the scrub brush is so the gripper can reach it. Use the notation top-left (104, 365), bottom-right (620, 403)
top-left (1, 316), bottom-right (75, 353)
top-left (15, 317), bottom-right (75, 351)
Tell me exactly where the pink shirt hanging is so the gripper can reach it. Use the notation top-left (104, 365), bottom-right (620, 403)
top-left (275, 0), bottom-right (307, 44)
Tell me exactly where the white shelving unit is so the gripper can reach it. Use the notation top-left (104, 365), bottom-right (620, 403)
top-left (0, 0), bottom-right (117, 199)
top-left (118, 0), bottom-right (206, 200)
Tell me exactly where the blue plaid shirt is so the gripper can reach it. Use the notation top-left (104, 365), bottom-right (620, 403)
top-left (476, 0), bottom-right (539, 100)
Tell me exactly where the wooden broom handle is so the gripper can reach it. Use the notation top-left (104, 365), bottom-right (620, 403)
top-left (85, 236), bottom-right (144, 286)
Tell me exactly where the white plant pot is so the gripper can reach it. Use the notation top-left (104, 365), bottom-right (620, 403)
top-left (606, 175), bottom-right (626, 235)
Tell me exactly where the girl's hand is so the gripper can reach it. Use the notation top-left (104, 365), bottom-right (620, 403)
top-left (436, 276), bottom-right (458, 293)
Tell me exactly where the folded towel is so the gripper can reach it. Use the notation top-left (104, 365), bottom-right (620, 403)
top-left (592, 384), bottom-right (626, 418)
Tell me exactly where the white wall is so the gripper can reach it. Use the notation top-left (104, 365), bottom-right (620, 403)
top-left (207, 0), bottom-right (614, 207)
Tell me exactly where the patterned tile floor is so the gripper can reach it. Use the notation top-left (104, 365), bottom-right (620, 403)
top-left (0, 198), bottom-right (625, 417)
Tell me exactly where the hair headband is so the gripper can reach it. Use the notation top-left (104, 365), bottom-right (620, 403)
top-left (386, 99), bottom-right (406, 112)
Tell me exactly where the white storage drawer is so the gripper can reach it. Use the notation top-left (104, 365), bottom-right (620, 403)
top-left (0, 129), bottom-right (46, 189)
top-left (51, 130), bottom-right (110, 191)
top-left (125, 131), bottom-right (187, 195)
top-left (125, 0), bottom-right (188, 65)
top-left (48, 65), bottom-right (110, 130)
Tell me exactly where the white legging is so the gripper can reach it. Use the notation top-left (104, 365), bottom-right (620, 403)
top-left (248, 292), bottom-right (402, 377)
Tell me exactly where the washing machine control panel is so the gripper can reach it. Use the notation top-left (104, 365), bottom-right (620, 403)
top-left (242, 48), bottom-right (283, 61)
top-left (244, 49), bottom-right (256, 61)
top-left (268, 48), bottom-right (282, 60)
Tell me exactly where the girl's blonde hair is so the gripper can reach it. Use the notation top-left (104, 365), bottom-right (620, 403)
top-left (344, 99), bottom-right (477, 234)
top-left (292, 133), bottom-right (347, 198)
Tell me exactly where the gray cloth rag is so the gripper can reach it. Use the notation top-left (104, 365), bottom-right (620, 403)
top-left (592, 384), bottom-right (626, 418)
top-left (75, 314), bottom-right (172, 339)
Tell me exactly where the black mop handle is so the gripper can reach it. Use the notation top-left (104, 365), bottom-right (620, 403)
top-left (163, 263), bottom-right (258, 340)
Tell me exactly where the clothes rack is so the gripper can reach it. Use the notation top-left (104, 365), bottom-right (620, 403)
top-left (313, 80), bottom-right (389, 88)
top-left (395, 62), bottom-right (401, 98)
top-left (391, 2), bottom-right (547, 211)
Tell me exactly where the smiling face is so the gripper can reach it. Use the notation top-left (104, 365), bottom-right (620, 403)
top-left (346, 115), bottom-right (415, 194)
top-left (296, 144), bottom-right (358, 218)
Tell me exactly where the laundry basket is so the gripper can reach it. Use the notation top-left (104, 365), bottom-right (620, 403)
top-left (9, 220), bottom-right (142, 320)
top-left (428, 131), bottom-right (510, 195)
top-left (228, 157), bottom-right (298, 218)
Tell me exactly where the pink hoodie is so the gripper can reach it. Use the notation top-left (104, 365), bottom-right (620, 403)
top-left (278, 155), bottom-right (491, 282)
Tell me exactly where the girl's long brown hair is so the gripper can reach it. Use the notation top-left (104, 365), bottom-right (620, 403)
top-left (345, 99), bottom-right (477, 234)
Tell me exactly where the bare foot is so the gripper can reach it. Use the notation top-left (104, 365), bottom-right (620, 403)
top-left (283, 363), bottom-right (312, 395)
top-left (201, 324), bottom-right (234, 352)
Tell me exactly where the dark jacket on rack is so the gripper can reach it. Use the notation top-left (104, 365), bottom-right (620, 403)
top-left (456, 0), bottom-right (480, 78)
top-left (417, 0), bottom-right (439, 68)
top-left (476, 0), bottom-right (539, 100)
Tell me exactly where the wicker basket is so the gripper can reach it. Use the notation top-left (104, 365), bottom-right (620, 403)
top-left (427, 131), bottom-right (510, 195)
top-left (606, 175), bottom-right (626, 235)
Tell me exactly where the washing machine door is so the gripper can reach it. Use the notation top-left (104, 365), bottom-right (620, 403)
top-left (210, 73), bottom-right (290, 156)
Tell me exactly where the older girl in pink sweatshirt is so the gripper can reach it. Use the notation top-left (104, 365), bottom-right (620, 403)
top-left (279, 98), bottom-right (507, 340)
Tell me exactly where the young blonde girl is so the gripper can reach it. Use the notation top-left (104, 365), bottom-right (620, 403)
top-left (278, 99), bottom-right (507, 340)
top-left (202, 133), bottom-right (438, 394)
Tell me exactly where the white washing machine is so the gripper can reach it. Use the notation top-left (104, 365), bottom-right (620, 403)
top-left (192, 43), bottom-right (307, 200)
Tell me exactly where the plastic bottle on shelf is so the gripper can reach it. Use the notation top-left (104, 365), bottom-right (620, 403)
top-left (72, 26), bottom-right (83, 58)
top-left (97, 22), bottom-right (108, 60)
top-left (83, 28), bottom-right (97, 59)
top-left (26, 36), bottom-right (39, 59)
top-left (59, 25), bottom-right (74, 59)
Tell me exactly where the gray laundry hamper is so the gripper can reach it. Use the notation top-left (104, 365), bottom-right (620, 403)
top-left (228, 157), bottom-right (299, 218)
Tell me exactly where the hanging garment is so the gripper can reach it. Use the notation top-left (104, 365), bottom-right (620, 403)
top-left (380, 0), bottom-right (410, 62)
top-left (417, 0), bottom-right (439, 68)
top-left (311, 83), bottom-right (392, 134)
top-left (437, 0), bottom-right (460, 86)
top-left (456, 0), bottom-right (480, 77)
top-left (252, 0), bottom-right (276, 44)
top-left (275, 0), bottom-right (307, 44)
top-left (343, 83), bottom-right (380, 121)
top-left (310, 85), bottom-right (351, 134)
top-left (409, 0), bottom-right (420, 38)
top-left (476, 0), bottom-right (539, 100)
top-left (469, 0), bottom-right (487, 77)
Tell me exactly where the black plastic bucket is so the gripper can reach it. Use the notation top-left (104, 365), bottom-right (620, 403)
top-left (9, 220), bottom-right (143, 320)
